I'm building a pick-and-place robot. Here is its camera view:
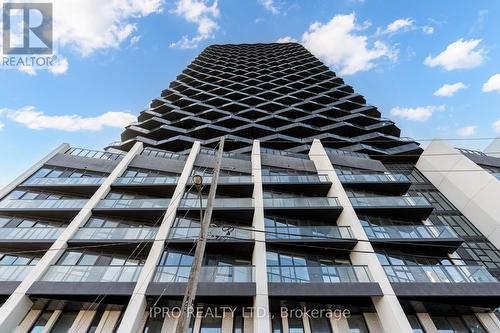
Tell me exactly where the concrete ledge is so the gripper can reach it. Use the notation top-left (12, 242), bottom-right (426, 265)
top-left (27, 281), bottom-right (137, 296)
top-left (391, 282), bottom-right (500, 297)
top-left (146, 282), bottom-right (256, 296)
top-left (0, 282), bottom-right (21, 295)
top-left (268, 282), bottom-right (383, 297)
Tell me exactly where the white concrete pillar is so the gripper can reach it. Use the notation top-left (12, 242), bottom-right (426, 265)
top-left (243, 312), bottom-right (253, 333)
top-left (94, 310), bottom-right (122, 333)
top-left (363, 313), bottom-right (384, 333)
top-left (40, 310), bottom-right (62, 333)
top-left (222, 310), bottom-right (234, 333)
top-left (302, 315), bottom-right (311, 333)
top-left (329, 316), bottom-right (349, 333)
top-left (14, 309), bottom-right (42, 333)
top-left (416, 140), bottom-right (500, 248)
top-left (251, 140), bottom-right (271, 333)
top-left (281, 316), bottom-right (289, 333)
top-left (117, 142), bottom-right (200, 333)
top-left (0, 143), bottom-right (143, 333)
top-left (476, 312), bottom-right (500, 333)
top-left (416, 313), bottom-right (438, 333)
top-left (162, 314), bottom-right (178, 333)
top-left (308, 139), bottom-right (413, 333)
top-left (69, 310), bottom-right (96, 333)
top-left (193, 315), bottom-right (202, 333)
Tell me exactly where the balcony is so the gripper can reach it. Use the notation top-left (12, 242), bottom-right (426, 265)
top-left (0, 265), bottom-right (32, 281)
top-left (113, 176), bottom-right (179, 196)
top-left (0, 227), bottom-right (64, 245)
top-left (384, 265), bottom-right (500, 307)
top-left (338, 173), bottom-right (411, 195)
top-left (94, 198), bottom-right (169, 219)
top-left (267, 265), bottom-right (382, 297)
top-left (188, 176), bottom-right (254, 196)
top-left (21, 177), bottom-right (106, 195)
top-left (178, 198), bottom-right (254, 220)
top-left (265, 226), bottom-right (356, 249)
top-left (71, 227), bottom-right (158, 242)
top-left (167, 226), bottom-right (254, 252)
top-left (0, 199), bottom-right (87, 218)
top-left (263, 197), bottom-right (342, 219)
top-left (349, 196), bottom-right (433, 219)
top-left (364, 225), bottom-right (463, 250)
top-left (147, 265), bottom-right (255, 297)
top-left (261, 175), bottom-right (332, 195)
top-left (29, 265), bottom-right (143, 296)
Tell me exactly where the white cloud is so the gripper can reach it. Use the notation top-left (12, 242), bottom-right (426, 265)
top-left (424, 39), bottom-right (485, 70)
top-left (390, 105), bottom-right (444, 122)
top-left (301, 13), bottom-right (396, 75)
top-left (456, 125), bottom-right (477, 137)
top-left (422, 26), bottom-right (434, 34)
top-left (377, 18), bottom-right (415, 35)
top-left (170, 0), bottom-right (219, 49)
top-left (276, 36), bottom-right (297, 43)
top-left (433, 82), bottom-right (467, 97)
top-left (258, 0), bottom-right (280, 14)
top-left (0, 106), bottom-right (136, 131)
top-left (0, 122), bottom-right (4, 130)
top-left (48, 56), bottom-right (69, 75)
top-left (52, 0), bottom-right (164, 56)
top-left (482, 74), bottom-right (500, 93)
top-left (493, 119), bottom-right (500, 133)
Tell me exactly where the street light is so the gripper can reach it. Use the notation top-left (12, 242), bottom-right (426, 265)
top-left (192, 174), bottom-right (204, 224)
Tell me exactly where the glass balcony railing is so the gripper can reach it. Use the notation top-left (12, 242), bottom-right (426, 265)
top-left (0, 265), bottom-right (33, 281)
top-left (153, 265), bottom-right (254, 283)
top-left (114, 176), bottom-right (179, 185)
top-left (267, 265), bottom-right (373, 283)
top-left (24, 177), bottom-right (106, 186)
top-left (383, 265), bottom-right (497, 283)
top-left (190, 175), bottom-right (253, 185)
top-left (168, 226), bottom-right (253, 240)
top-left (364, 225), bottom-right (459, 240)
top-left (41, 265), bottom-right (142, 282)
top-left (178, 198), bottom-right (253, 209)
top-left (263, 197), bottom-right (340, 208)
top-left (338, 173), bottom-right (409, 183)
top-left (266, 226), bottom-right (354, 240)
top-left (73, 227), bottom-right (158, 240)
top-left (261, 175), bottom-right (330, 184)
top-left (349, 196), bottom-right (431, 208)
top-left (0, 199), bottom-right (87, 210)
top-left (96, 199), bottom-right (169, 209)
top-left (0, 227), bottom-right (64, 240)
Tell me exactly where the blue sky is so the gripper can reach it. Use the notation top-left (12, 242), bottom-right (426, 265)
top-left (1, 0), bottom-right (500, 187)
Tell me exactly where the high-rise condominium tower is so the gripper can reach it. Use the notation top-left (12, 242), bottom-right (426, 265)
top-left (0, 43), bottom-right (499, 333)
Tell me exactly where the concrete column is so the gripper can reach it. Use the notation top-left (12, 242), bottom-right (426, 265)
top-left (302, 315), bottom-right (311, 333)
top-left (476, 312), bottom-right (500, 333)
top-left (193, 315), bottom-right (202, 333)
top-left (281, 316), bottom-right (289, 333)
top-left (329, 316), bottom-right (349, 333)
top-left (0, 143), bottom-right (69, 200)
top-left (0, 143), bottom-right (144, 333)
top-left (222, 310), bottom-right (234, 333)
top-left (40, 310), bottom-right (62, 333)
top-left (416, 313), bottom-right (438, 333)
top-left (363, 313), bottom-right (384, 333)
top-left (14, 309), bottom-right (42, 333)
top-left (243, 312), bottom-right (253, 333)
top-left (416, 140), bottom-right (500, 248)
top-left (117, 142), bottom-right (200, 333)
top-left (162, 314), bottom-right (178, 333)
top-left (94, 310), bottom-right (122, 333)
top-left (251, 140), bottom-right (271, 333)
top-left (308, 139), bottom-right (413, 333)
top-left (69, 310), bottom-right (96, 333)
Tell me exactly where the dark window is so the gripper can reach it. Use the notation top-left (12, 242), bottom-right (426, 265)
top-left (29, 311), bottom-right (54, 333)
top-left (49, 311), bottom-right (78, 333)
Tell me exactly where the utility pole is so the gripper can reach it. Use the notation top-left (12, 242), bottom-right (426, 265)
top-left (175, 137), bottom-right (225, 333)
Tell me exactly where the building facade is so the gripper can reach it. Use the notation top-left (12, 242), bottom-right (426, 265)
top-left (0, 43), bottom-right (499, 333)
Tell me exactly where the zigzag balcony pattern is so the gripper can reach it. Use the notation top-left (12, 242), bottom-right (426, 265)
top-left (109, 43), bottom-right (422, 160)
